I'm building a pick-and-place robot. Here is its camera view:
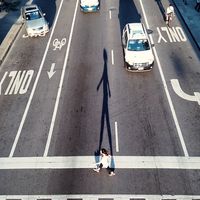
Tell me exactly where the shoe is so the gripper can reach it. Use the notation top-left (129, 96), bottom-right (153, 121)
top-left (109, 172), bottom-right (115, 176)
top-left (93, 168), bottom-right (100, 172)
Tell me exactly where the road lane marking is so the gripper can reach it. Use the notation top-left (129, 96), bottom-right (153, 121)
top-left (109, 10), bottom-right (112, 19)
top-left (1, 156), bottom-right (200, 169)
top-left (171, 79), bottom-right (200, 105)
top-left (9, 0), bottom-right (67, 157)
top-left (43, 0), bottom-right (79, 157)
top-left (139, 0), bottom-right (189, 157)
top-left (115, 121), bottom-right (119, 152)
top-left (47, 63), bottom-right (56, 79)
top-left (0, 71), bottom-right (8, 94)
top-left (52, 38), bottom-right (66, 50)
top-left (1, 195), bottom-right (200, 200)
top-left (111, 49), bottom-right (114, 65)
top-left (0, 70), bottom-right (34, 95)
top-left (157, 27), bottom-right (187, 43)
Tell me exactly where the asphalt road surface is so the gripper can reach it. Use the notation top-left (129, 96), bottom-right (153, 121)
top-left (0, 0), bottom-right (200, 197)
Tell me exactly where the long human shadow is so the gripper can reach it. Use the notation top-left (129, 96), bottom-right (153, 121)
top-left (155, 0), bottom-right (166, 20)
top-left (96, 49), bottom-right (113, 156)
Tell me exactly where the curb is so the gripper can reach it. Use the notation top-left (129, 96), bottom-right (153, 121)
top-left (0, 17), bottom-right (23, 65)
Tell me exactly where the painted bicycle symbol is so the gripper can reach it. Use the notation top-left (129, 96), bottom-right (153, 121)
top-left (53, 38), bottom-right (66, 50)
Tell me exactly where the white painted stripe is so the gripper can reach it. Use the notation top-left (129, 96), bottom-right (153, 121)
top-left (0, 194), bottom-right (200, 200)
top-left (171, 79), bottom-right (200, 105)
top-left (1, 195), bottom-right (200, 200)
top-left (1, 156), bottom-right (200, 169)
top-left (9, 0), bottom-right (66, 157)
top-left (115, 121), bottom-right (119, 152)
top-left (139, 0), bottom-right (189, 157)
top-left (43, 0), bottom-right (79, 157)
top-left (109, 10), bottom-right (112, 19)
top-left (111, 49), bottom-right (114, 65)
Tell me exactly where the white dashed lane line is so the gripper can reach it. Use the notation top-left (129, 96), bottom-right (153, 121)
top-left (115, 121), bottom-right (119, 152)
top-left (109, 10), bottom-right (112, 19)
top-left (111, 49), bottom-right (114, 65)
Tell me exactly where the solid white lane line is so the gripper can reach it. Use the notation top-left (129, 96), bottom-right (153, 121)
top-left (115, 121), bottom-right (119, 152)
top-left (1, 156), bottom-right (200, 169)
top-left (9, 0), bottom-right (66, 157)
top-left (111, 49), bottom-right (114, 65)
top-left (43, 0), bottom-right (79, 157)
top-left (1, 195), bottom-right (200, 200)
top-left (139, 0), bottom-right (189, 157)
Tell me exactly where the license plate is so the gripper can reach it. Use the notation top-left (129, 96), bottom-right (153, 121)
top-left (138, 67), bottom-right (144, 70)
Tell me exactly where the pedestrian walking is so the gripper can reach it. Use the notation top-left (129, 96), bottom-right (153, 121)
top-left (195, 0), bottom-right (200, 12)
top-left (93, 148), bottom-right (115, 176)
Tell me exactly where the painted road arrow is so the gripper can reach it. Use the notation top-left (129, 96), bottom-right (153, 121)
top-left (47, 63), bottom-right (56, 79)
top-left (171, 79), bottom-right (200, 106)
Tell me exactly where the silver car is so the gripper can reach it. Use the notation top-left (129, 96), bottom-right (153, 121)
top-left (21, 4), bottom-right (49, 37)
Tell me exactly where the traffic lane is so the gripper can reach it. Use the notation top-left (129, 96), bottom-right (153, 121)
top-left (13, 0), bottom-right (78, 157)
top-left (0, 21), bottom-right (52, 156)
top-left (107, 0), bottom-right (183, 156)
top-left (140, 0), bottom-right (200, 156)
top-left (111, 0), bottom-right (183, 156)
top-left (47, 0), bottom-right (137, 156)
top-left (109, 72), bottom-right (183, 156)
top-left (48, 6), bottom-right (107, 156)
top-left (0, 169), bottom-right (200, 194)
top-left (48, 0), bottom-right (183, 157)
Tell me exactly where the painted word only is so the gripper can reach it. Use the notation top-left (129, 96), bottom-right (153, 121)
top-left (157, 26), bottom-right (187, 43)
top-left (0, 70), bottom-right (34, 95)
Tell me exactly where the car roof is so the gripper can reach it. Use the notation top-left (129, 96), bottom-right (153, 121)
top-left (127, 23), bottom-right (147, 40)
top-left (23, 4), bottom-right (39, 12)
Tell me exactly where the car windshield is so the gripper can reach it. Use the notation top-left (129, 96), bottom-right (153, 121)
top-left (25, 11), bottom-right (42, 20)
top-left (127, 39), bottom-right (150, 51)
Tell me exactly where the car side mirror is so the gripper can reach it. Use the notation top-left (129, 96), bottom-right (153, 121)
top-left (147, 29), bottom-right (153, 34)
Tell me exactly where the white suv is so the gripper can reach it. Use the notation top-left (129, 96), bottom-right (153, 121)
top-left (122, 23), bottom-right (154, 71)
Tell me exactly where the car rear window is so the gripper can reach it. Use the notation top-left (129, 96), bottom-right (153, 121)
top-left (25, 11), bottom-right (42, 20)
top-left (128, 39), bottom-right (150, 51)
top-left (26, 6), bottom-right (37, 11)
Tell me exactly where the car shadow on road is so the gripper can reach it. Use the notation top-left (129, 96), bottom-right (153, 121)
top-left (32, 0), bottom-right (56, 28)
top-left (118, 0), bottom-right (141, 33)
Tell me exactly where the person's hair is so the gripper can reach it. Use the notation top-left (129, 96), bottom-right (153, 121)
top-left (101, 148), bottom-right (108, 155)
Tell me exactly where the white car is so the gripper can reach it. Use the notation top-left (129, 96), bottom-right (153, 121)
top-left (21, 4), bottom-right (49, 37)
top-left (80, 0), bottom-right (100, 12)
top-left (122, 23), bottom-right (154, 71)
